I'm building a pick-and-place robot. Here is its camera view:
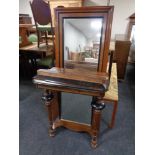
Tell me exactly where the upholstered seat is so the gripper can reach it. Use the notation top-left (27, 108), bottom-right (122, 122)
top-left (37, 24), bottom-right (52, 32)
top-left (28, 34), bottom-right (38, 43)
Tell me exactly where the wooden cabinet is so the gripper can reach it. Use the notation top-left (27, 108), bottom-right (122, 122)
top-left (49, 0), bottom-right (84, 25)
top-left (113, 34), bottom-right (131, 79)
top-left (19, 14), bottom-right (32, 24)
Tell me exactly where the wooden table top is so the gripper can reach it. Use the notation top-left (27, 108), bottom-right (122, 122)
top-left (37, 67), bottom-right (109, 84)
top-left (19, 43), bottom-right (54, 56)
top-left (33, 67), bottom-right (109, 96)
top-left (20, 43), bottom-right (53, 51)
top-left (19, 24), bottom-right (33, 28)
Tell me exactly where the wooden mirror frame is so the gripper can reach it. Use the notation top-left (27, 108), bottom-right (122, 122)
top-left (54, 6), bottom-right (114, 72)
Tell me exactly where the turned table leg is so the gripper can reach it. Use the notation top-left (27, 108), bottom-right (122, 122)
top-left (91, 97), bottom-right (105, 148)
top-left (42, 90), bottom-right (56, 137)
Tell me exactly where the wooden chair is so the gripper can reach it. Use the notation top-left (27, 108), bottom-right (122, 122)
top-left (29, 0), bottom-right (55, 48)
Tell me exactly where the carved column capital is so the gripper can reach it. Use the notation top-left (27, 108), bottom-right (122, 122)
top-left (42, 90), bottom-right (54, 106)
top-left (91, 97), bottom-right (105, 111)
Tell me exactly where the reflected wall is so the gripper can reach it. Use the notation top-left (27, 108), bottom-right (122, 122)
top-left (63, 18), bottom-right (104, 72)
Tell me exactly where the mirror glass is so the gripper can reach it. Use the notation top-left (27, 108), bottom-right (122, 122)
top-left (63, 18), bottom-right (104, 72)
top-left (61, 92), bottom-right (92, 124)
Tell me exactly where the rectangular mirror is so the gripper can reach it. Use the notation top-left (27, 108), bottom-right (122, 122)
top-left (64, 18), bottom-right (104, 72)
top-left (61, 92), bottom-right (92, 124)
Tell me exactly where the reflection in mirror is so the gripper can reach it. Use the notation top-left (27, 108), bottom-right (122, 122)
top-left (61, 92), bottom-right (92, 124)
top-left (64, 18), bottom-right (103, 72)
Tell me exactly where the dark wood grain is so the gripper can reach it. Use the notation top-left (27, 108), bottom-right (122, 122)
top-left (37, 67), bottom-right (109, 84)
top-left (34, 66), bottom-right (109, 98)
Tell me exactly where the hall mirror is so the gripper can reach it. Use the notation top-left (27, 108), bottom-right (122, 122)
top-left (55, 6), bottom-right (114, 72)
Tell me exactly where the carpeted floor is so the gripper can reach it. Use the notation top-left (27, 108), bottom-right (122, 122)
top-left (19, 64), bottom-right (135, 155)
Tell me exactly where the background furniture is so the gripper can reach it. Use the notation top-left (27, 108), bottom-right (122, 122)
top-left (113, 34), bottom-right (131, 79)
top-left (19, 42), bottom-right (54, 77)
top-left (49, 0), bottom-right (84, 25)
top-left (19, 13), bottom-right (37, 36)
top-left (19, 24), bottom-right (33, 47)
top-left (104, 63), bottom-right (118, 128)
top-left (19, 14), bottom-right (32, 24)
top-left (30, 0), bottom-right (55, 48)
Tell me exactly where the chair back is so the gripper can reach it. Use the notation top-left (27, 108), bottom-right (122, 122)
top-left (30, 0), bottom-right (52, 26)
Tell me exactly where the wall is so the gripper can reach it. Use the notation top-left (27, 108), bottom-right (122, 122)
top-left (19, 0), bottom-right (135, 39)
top-left (84, 0), bottom-right (135, 39)
top-left (19, 0), bottom-right (34, 23)
top-left (64, 21), bottom-right (87, 60)
top-left (84, 0), bottom-right (107, 6)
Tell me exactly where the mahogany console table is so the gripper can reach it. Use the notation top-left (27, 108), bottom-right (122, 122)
top-left (33, 6), bottom-right (114, 148)
top-left (33, 67), bottom-right (109, 148)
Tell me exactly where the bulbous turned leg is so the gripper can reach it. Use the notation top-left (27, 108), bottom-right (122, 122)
top-left (42, 90), bottom-right (55, 137)
top-left (91, 97), bottom-right (106, 148)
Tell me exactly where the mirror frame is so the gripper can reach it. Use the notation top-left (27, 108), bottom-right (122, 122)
top-left (54, 6), bottom-right (114, 72)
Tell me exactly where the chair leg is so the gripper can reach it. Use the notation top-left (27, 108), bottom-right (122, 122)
top-left (109, 101), bottom-right (118, 128)
top-left (37, 30), bottom-right (40, 48)
top-left (52, 36), bottom-right (55, 59)
top-left (45, 31), bottom-right (48, 46)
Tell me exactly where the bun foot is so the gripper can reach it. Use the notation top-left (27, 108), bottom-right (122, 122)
top-left (91, 136), bottom-right (97, 148)
top-left (49, 128), bottom-right (56, 137)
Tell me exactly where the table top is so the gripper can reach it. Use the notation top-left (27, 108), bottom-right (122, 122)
top-left (37, 67), bottom-right (109, 84)
top-left (19, 24), bottom-right (33, 28)
top-left (19, 43), bottom-right (54, 56)
top-left (33, 67), bottom-right (109, 96)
